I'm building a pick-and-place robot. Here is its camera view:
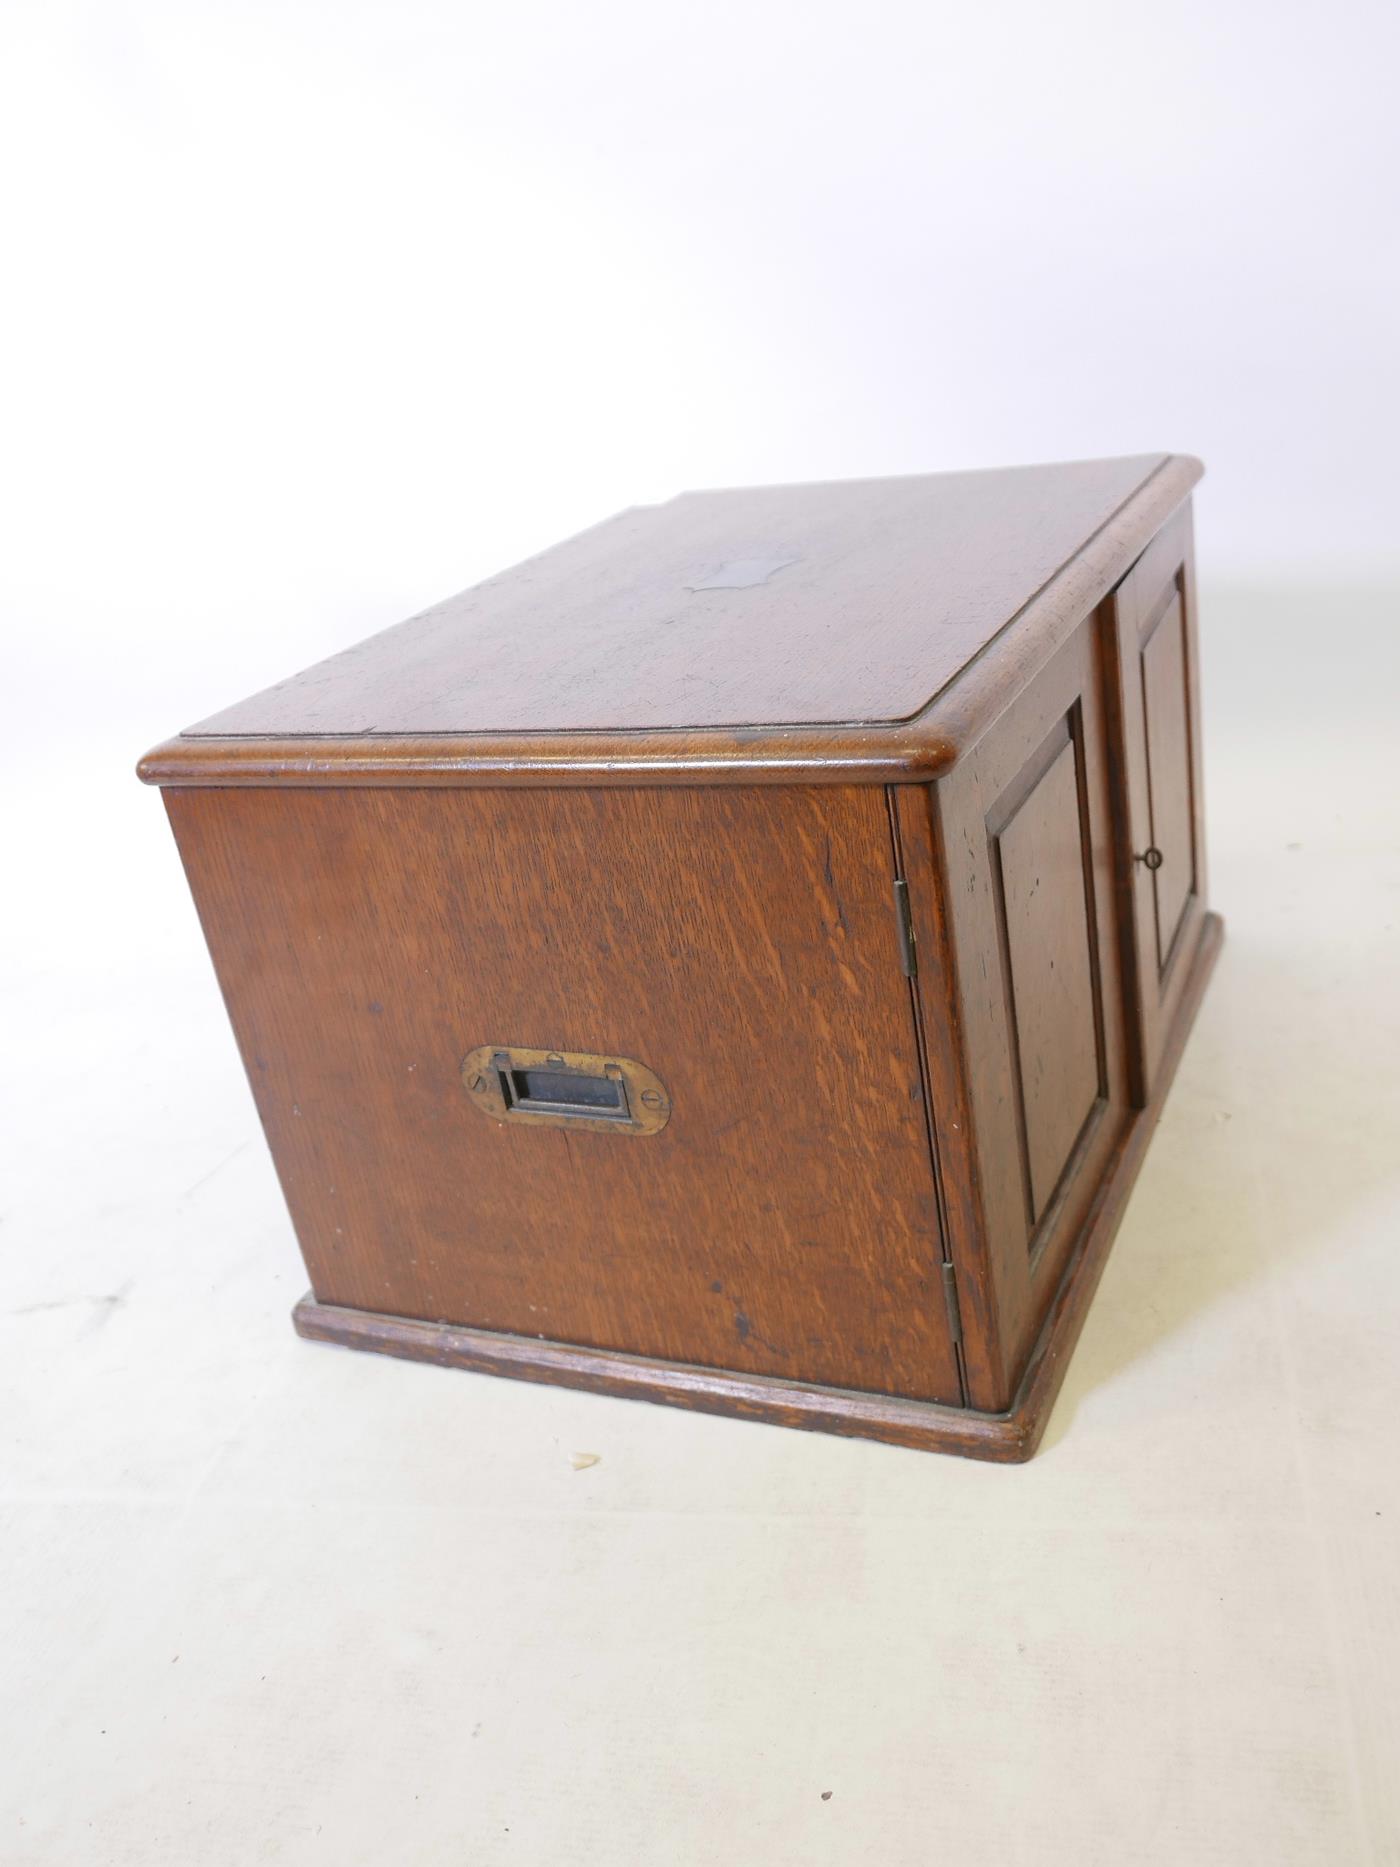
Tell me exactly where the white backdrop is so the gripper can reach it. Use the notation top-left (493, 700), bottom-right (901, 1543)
top-left (5, 10), bottom-right (1400, 1864)
top-left (3, 0), bottom-right (1398, 744)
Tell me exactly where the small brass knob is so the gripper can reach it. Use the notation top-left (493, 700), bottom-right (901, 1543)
top-left (1136, 846), bottom-right (1164, 872)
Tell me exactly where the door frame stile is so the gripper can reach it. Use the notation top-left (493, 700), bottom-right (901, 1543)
top-left (887, 782), bottom-right (999, 1411)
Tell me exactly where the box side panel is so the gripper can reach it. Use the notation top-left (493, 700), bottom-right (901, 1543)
top-left (165, 783), bottom-right (962, 1406)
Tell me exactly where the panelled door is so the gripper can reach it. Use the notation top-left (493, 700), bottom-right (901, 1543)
top-left (902, 612), bottom-right (1134, 1410)
top-left (1105, 502), bottom-right (1208, 1100)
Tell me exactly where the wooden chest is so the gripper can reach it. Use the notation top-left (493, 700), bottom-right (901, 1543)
top-left (140, 455), bottom-right (1221, 1460)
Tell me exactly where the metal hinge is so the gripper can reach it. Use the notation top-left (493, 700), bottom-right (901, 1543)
top-left (941, 1262), bottom-right (964, 1348)
top-left (893, 878), bottom-right (917, 977)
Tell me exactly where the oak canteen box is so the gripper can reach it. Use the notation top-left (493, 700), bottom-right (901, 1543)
top-left (140, 454), bottom-right (1221, 1461)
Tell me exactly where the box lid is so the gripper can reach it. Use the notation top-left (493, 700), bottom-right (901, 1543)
top-left (140, 452), bottom-right (1201, 787)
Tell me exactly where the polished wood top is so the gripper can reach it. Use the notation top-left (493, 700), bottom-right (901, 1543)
top-left (186, 455), bottom-right (1171, 740)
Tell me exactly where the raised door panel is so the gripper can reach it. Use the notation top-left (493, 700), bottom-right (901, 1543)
top-left (1107, 501), bottom-right (1208, 1095)
top-left (991, 730), bottom-right (1106, 1229)
top-left (912, 616), bottom-right (1130, 1410)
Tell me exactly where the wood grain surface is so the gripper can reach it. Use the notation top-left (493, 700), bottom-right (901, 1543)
top-left (167, 782), bottom-right (963, 1405)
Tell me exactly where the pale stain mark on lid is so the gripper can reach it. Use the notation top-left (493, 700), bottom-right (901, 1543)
top-left (685, 553), bottom-right (800, 592)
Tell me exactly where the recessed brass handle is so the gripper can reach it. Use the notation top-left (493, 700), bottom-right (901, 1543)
top-left (460, 1044), bottom-right (671, 1136)
top-left (1136, 846), bottom-right (1164, 871)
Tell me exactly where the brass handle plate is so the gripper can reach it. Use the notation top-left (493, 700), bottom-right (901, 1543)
top-left (460, 1045), bottom-right (671, 1136)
